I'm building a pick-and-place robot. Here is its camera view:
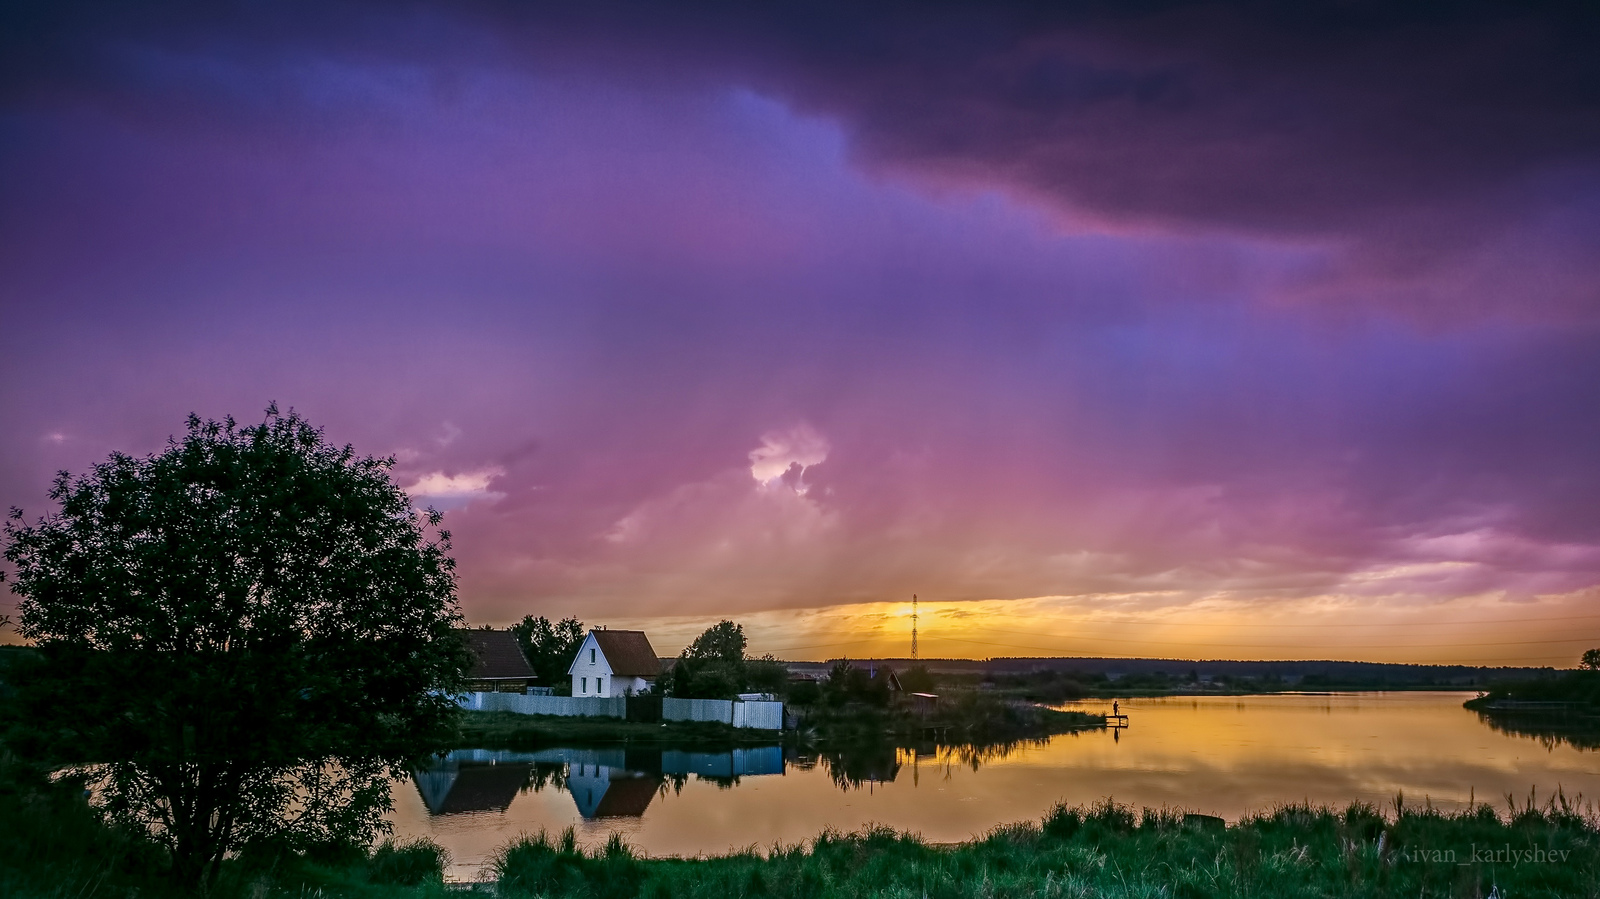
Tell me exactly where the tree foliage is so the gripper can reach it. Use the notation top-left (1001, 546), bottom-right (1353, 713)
top-left (664, 620), bottom-right (795, 699)
top-left (1582, 649), bottom-right (1600, 671)
top-left (822, 659), bottom-right (892, 707)
top-left (512, 615), bottom-right (586, 693)
top-left (682, 620), bottom-right (746, 664)
top-left (1, 407), bottom-right (470, 888)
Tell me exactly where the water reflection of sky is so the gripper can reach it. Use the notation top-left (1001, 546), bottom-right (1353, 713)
top-left (390, 692), bottom-right (1600, 881)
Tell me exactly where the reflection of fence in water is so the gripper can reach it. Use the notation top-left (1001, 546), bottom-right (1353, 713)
top-left (414, 746), bottom-right (784, 818)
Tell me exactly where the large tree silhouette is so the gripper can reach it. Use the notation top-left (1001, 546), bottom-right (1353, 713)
top-left (2, 406), bottom-right (470, 888)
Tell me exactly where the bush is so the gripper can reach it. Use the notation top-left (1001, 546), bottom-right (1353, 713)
top-left (368, 838), bottom-right (448, 886)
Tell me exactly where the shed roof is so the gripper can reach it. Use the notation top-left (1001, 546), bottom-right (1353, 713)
top-left (464, 629), bottom-right (536, 681)
top-left (591, 630), bottom-right (662, 677)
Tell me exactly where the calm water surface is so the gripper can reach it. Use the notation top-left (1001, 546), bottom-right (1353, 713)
top-left (388, 692), bottom-right (1600, 880)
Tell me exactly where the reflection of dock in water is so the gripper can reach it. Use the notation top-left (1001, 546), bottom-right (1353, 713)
top-left (414, 746), bottom-right (784, 818)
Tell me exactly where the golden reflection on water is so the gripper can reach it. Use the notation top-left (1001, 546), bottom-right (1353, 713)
top-left (388, 692), bottom-right (1600, 881)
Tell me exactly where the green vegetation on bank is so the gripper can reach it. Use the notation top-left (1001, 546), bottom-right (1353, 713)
top-left (968, 667), bottom-right (1518, 702)
top-left (458, 710), bottom-right (781, 748)
top-left (1464, 666), bottom-right (1600, 752)
top-left (1466, 668), bottom-right (1600, 712)
top-left (492, 795), bottom-right (1600, 899)
top-left (10, 737), bottom-right (1598, 899)
top-left (455, 699), bottom-right (1101, 751)
top-left (784, 659), bottom-right (1104, 748)
top-left (796, 693), bottom-right (1102, 745)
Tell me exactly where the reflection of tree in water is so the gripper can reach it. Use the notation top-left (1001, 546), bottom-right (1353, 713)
top-left (521, 761), bottom-right (569, 794)
top-left (821, 743), bottom-right (901, 790)
top-left (1475, 711), bottom-right (1600, 752)
top-left (819, 737), bottom-right (1064, 791)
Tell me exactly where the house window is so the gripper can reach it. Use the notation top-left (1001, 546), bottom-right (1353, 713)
top-left (581, 677), bottom-right (587, 693)
top-left (598, 677), bottom-right (604, 695)
top-left (590, 648), bottom-right (596, 664)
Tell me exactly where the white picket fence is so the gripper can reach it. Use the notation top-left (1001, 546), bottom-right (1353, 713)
top-left (456, 691), bottom-right (783, 729)
top-left (456, 692), bottom-right (626, 718)
top-left (663, 697), bottom-right (783, 730)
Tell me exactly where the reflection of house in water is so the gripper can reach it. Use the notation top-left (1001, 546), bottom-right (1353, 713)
top-left (415, 757), bottom-right (534, 816)
top-left (415, 746), bottom-right (785, 820)
top-left (568, 763), bottom-right (661, 818)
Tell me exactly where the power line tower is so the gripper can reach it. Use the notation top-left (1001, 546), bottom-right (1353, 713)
top-left (911, 593), bottom-right (918, 661)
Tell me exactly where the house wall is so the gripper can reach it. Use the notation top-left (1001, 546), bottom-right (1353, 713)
top-left (568, 634), bottom-right (656, 697)
top-left (613, 675), bottom-right (653, 695)
top-left (570, 633), bottom-right (615, 696)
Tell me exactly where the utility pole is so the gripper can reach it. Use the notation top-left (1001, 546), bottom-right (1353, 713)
top-left (911, 593), bottom-right (918, 661)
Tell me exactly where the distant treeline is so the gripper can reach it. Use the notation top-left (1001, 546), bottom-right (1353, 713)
top-left (782, 656), bottom-right (1554, 687)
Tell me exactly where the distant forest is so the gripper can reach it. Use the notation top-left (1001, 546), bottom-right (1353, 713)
top-left (780, 656), bottom-right (1554, 687)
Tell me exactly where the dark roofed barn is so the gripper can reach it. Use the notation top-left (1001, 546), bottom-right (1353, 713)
top-left (463, 628), bottom-right (538, 693)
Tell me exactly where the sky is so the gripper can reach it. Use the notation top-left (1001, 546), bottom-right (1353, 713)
top-left (3, 1), bottom-right (1599, 664)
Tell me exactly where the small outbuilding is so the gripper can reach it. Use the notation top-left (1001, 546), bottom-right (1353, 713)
top-left (463, 628), bottom-right (538, 693)
top-left (569, 628), bottom-right (662, 697)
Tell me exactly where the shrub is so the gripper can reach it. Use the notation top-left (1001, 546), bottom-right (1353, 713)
top-left (368, 837), bottom-right (448, 886)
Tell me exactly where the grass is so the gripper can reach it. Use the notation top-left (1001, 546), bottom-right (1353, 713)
top-left (458, 692), bottom-right (1104, 752)
top-left (7, 741), bottom-right (1599, 897)
top-left (798, 694), bottom-right (1104, 746)
top-left (492, 793), bottom-right (1600, 898)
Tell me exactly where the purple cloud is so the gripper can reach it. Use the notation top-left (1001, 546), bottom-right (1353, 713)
top-left (3, 1), bottom-right (1599, 662)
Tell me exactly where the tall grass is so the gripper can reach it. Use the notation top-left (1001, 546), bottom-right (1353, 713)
top-left (494, 793), bottom-right (1600, 898)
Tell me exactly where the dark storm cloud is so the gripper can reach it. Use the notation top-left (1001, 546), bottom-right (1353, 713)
top-left (8, 1), bottom-right (1600, 300)
top-left (4, 0), bottom-right (1600, 657)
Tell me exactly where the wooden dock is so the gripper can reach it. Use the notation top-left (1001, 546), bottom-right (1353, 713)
top-left (1108, 714), bottom-right (1129, 728)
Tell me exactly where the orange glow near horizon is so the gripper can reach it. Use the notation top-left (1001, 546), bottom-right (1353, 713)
top-left (590, 592), bottom-right (1600, 667)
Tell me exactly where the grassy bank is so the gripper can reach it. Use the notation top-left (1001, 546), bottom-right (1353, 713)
top-left (7, 748), bottom-right (1598, 898)
top-left (457, 692), bottom-right (1104, 751)
top-left (1464, 671), bottom-right (1600, 753)
top-left (798, 696), bottom-right (1102, 745)
top-left (457, 710), bottom-right (782, 749)
top-left (493, 796), bottom-right (1600, 898)
top-left (1465, 669), bottom-right (1600, 712)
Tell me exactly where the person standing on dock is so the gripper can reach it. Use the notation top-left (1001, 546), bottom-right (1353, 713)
top-left (1113, 700), bottom-right (1119, 717)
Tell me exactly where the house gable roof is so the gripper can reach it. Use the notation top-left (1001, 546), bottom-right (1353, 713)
top-left (464, 629), bottom-right (536, 681)
top-left (588, 629), bottom-right (662, 678)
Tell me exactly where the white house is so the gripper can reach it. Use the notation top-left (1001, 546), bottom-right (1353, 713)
top-left (569, 628), bottom-right (662, 697)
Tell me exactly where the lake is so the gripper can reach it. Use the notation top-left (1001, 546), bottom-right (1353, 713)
top-left (387, 691), bottom-right (1600, 881)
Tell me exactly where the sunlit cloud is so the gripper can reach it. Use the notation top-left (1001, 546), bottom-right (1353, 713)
top-left (749, 423), bottom-right (829, 492)
top-left (404, 468), bottom-right (506, 511)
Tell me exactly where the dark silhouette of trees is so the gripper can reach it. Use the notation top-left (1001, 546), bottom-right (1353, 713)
top-left (511, 615), bottom-right (586, 693)
top-left (683, 620), bottom-right (746, 663)
top-left (1582, 649), bottom-right (1600, 671)
top-left (1, 406), bottom-right (470, 889)
top-left (665, 620), bottom-right (789, 699)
